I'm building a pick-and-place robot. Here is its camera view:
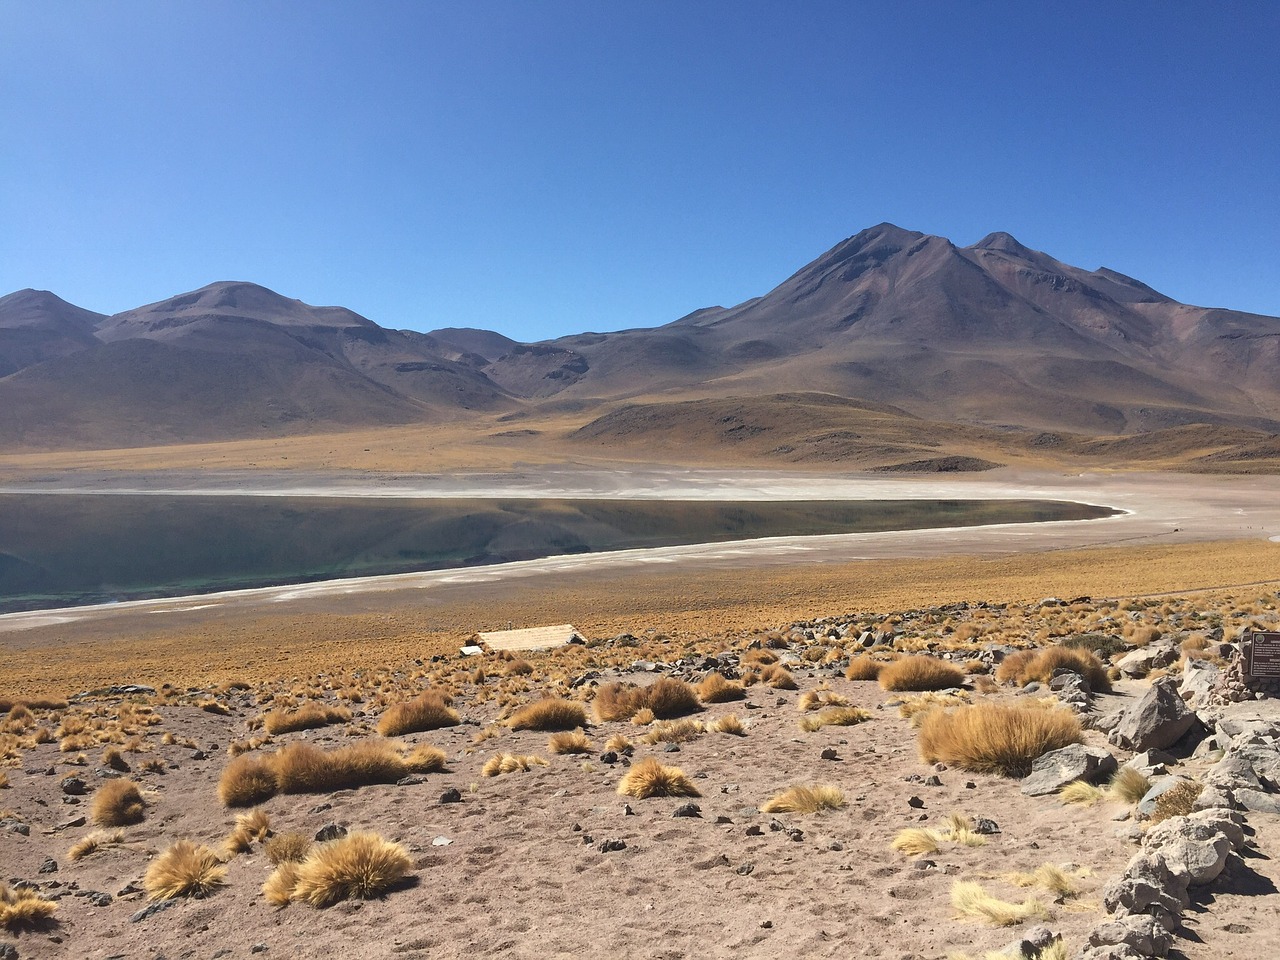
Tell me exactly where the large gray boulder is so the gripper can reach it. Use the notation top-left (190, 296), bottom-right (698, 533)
top-left (1021, 743), bottom-right (1118, 796)
top-left (1110, 678), bottom-right (1197, 752)
top-left (1178, 658), bottom-right (1220, 709)
top-left (1087, 915), bottom-right (1172, 958)
top-left (1142, 816), bottom-right (1233, 886)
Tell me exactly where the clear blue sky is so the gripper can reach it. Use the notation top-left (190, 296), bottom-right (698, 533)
top-left (2, 1), bottom-right (1277, 341)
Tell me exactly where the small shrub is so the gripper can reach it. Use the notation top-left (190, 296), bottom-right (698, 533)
top-left (101, 746), bottom-right (130, 772)
top-left (404, 744), bottom-right (447, 773)
top-left (759, 665), bottom-right (798, 690)
top-left (272, 740), bottom-right (408, 794)
top-left (547, 731), bottom-right (592, 754)
top-left (799, 706), bottom-right (871, 732)
top-left (91, 779), bottom-right (145, 827)
top-left (891, 827), bottom-right (943, 856)
top-left (604, 733), bottom-right (633, 753)
top-left (506, 699), bottom-right (587, 732)
top-left (917, 704), bottom-right (1083, 777)
top-left (0, 881), bottom-right (57, 930)
top-left (1061, 633), bottom-right (1126, 659)
top-left (617, 757), bottom-right (700, 799)
top-left (144, 840), bottom-right (226, 900)
top-left (223, 809), bottom-right (272, 856)
top-left (950, 880), bottom-right (1049, 926)
top-left (1006, 864), bottom-right (1079, 899)
top-left (1059, 781), bottom-right (1104, 806)
top-left (290, 832), bottom-right (413, 907)
top-left (377, 691), bottom-right (459, 737)
top-left (481, 753), bottom-right (547, 776)
top-left (594, 682), bottom-right (640, 722)
top-left (844, 657), bottom-right (883, 681)
top-left (894, 691), bottom-right (970, 727)
top-left (696, 672), bottom-right (745, 703)
top-left (263, 862), bottom-right (302, 906)
top-left (67, 829), bottom-right (124, 861)
top-left (797, 689), bottom-right (849, 712)
top-left (643, 719), bottom-right (704, 744)
top-left (879, 656), bottom-right (965, 692)
top-left (760, 784), bottom-right (845, 814)
top-left (1150, 780), bottom-right (1204, 824)
top-left (997, 647), bottom-right (1111, 692)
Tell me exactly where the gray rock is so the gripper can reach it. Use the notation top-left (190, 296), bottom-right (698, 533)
top-left (1233, 787), bottom-right (1280, 815)
top-left (1124, 749), bottom-right (1176, 779)
top-left (1137, 776), bottom-right (1195, 817)
top-left (1185, 808), bottom-right (1245, 851)
top-left (314, 823), bottom-right (347, 842)
top-left (130, 898), bottom-right (176, 922)
top-left (1143, 816), bottom-right (1232, 885)
top-left (61, 776), bottom-right (87, 796)
top-left (0, 944), bottom-right (15, 960)
top-left (1109, 678), bottom-right (1196, 752)
top-left (671, 802), bottom-right (701, 818)
top-left (1021, 744), bottom-right (1118, 796)
top-left (1000, 926), bottom-right (1059, 958)
top-left (1088, 914), bottom-right (1172, 957)
top-left (1178, 658), bottom-right (1220, 708)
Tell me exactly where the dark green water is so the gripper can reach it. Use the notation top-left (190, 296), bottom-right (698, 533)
top-left (0, 494), bottom-right (1114, 612)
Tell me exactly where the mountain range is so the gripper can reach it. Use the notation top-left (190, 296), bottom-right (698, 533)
top-left (3, 223), bottom-right (1278, 451)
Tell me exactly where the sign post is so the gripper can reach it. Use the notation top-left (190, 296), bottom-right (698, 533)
top-left (1246, 631), bottom-right (1280, 680)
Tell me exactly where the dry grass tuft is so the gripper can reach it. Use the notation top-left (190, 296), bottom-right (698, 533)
top-left (263, 861), bottom-right (302, 907)
top-left (918, 704), bottom-right (1082, 777)
top-left (892, 827), bottom-right (944, 856)
top-left (101, 746), bottom-right (130, 772)
top-left (91, 778), bottom-right (146, 827)
top-left (996, 646), bottom-right (1112, 692)
top-left (481, 753), bottom-right (548, 776)
top-left (643, 718), bottom-right (705, 745)
top-left (761, 784), bottom-right (845, 814)
top-left (845, 656), bottom-right (883, 681)
top-left (547, 730), bottom-right (593, 754)
top-left (604, 733), bottom-right (633, 753)
top-left (377, 691), bottom-right (459, 737)
top-left (223, 809), bottom-right (272, 856)
top-left (0, 881), bottom-right (57, 930)
top-left (710, 714), bottom-right (746, 735)
top-left (1150, 780), bottom-right (1204, 825)
top-left (893, 691), bottom-right (971, 726)
top-left (1059, 781), bottom-right (1106, 806)
top-left (272, 740), bottom-right (408, 794)
top-left (1108, 768), bottom-right (1151, 805)
top-left (266, 832), bottom-right (313, 865)
top-left (68, 828), bottom-right (125, 861)
top-left (403, 743), bottom-right (448, 773)
top-left (617, 756), bottom-right (701, 799)
top-left (263, 703), bottom-right (352, 735)
top-left (630, 707), bottom-right (656, 726)
top-left (758, 664), bottom-right (798, 690)
top-left (506, 698), bottom-right (587, 732)
top-left (799, 706), bottom-right (871, 732)
top-left (1006, 864), bottom-right (1080, 899)
top-left (290, 832), bottom-right (413, 907)
top-left (218, 754), bottom-right (279, 808)
top-left (950, 880), bottom-right (1049, 926)
top-left (143, 840), bottom-right (226, 900)
top-left (696, 672), bottom-right (745, 703)
top-left (797, 689), bottom-right (850, 712)
top-left (594, 678), bottom-right (701, 722)
top-left (879, 656), bottom-right (966, 692)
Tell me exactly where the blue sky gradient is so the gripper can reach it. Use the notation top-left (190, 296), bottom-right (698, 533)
top-left (2, 1), bottom-right (1277, 341)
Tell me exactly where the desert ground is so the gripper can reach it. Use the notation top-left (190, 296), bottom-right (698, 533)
top-left (2, 453), bottom-right (1280, 960)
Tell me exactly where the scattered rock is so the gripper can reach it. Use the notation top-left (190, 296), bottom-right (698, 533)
top-left (598, 838), bottom-right (626, 853)
top-left (315, 824), bottom-right (348, 843)
top-left (438, 788), bottom-right (462, 804)
top-left (1021, 744), bottom-right (1117, 797)
top-left (1109, 678), bottom-right (1197, 752)
top-left (130, 899), bottom-right (176, 923)
top-left (60, 776), bottom-right (87, 796)
top-left (672, 803), bottom-right (701, 818)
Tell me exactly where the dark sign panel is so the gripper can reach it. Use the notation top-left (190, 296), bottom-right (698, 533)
top-left (1247, 631), bottom-right (1280, 679)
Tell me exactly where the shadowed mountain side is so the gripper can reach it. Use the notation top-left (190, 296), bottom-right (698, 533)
top-left (0, 289), bottom-right (106, 377)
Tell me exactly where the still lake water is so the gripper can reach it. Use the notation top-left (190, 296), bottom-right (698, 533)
top-left (0, 494), bottom-right (1115, 612)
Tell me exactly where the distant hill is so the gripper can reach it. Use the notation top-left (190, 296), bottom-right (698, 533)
top-left (3, 225), bottom-right (1278, 451)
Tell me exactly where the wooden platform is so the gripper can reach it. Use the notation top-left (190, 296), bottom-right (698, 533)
top-left (475, 623), bottom-right (582, 652)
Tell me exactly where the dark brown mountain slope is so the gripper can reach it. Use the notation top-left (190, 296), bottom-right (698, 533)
top-left (0, 289), bottom-right (105, 378)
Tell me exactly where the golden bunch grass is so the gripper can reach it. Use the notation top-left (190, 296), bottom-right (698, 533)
top-left (403, 743), bottom-right (448, 773)
top-left (263, 861), bottom-right (302, 906)
top-left (709, 714), bottom-right (746, 735)
top-left (741, 649), bottom-right (778, 666)
top-left (1107, 768), bottom-right (1151, 805)
top-left (143, 840), bottom-right (226, 900)
top-left (481, 753), bottom-right (548, 776)
top-left (91, 779), bottom-right (146, 827)
top-left (377, 691), bottom-right (460, 737)
top-left (102, 746), bottom-right (130, 772)
top-left (892, 828), bottom-right (944, 856)
top-left (917, 704), bottom-right (1083, 778)
top-left (59, 733), bottom-right (94, 752)
top-left (263, 703), bottom-right (352, 735)
top-left (696, 672), bottom-right (746, 703)
top-left (845, 657), bottom-right (884, 681)
top-left (472, 726), bottom-right (502, 744)
top-left (595, 678), bottom-right (702, 723)
top-left (218, 754), bottom-right (279, 807)
top-left (995, 646), bottom-right (1111, 692)
top-left (951, 880), bottom-right (1049, 926)
top-left (643, 719), bottom-right (704, 745)
top-left (272, 740), bottom-right (408, 793)
top-left (223, 809), bottom-right (272, 856)
top-left (266, 831), bottom-right (313, 865)
top-left (67, 828), bottom-right (124, 861)
top-left (289, 832), bottom-right (413, 907)
top-left (799, 706), bottom-right (871, 732)
top-left (0, 881), bottom-right (57, 930)
top-left (878, 656), bottom-right (966, 692)
top-left (616, 756), bottom-right (701, 799)
top-left (760, 784), bottom-right (845, 814)
top-left (1006, 864), bottom-right (1079, 899)
top-left (759, 665), bottom-right (798, 690)
top-left (604, 733), bottom-right (633, 753)
top-left (0, 773), bottom-right (8, 789)
top-left (631, 707), bottom-right (657, 726)
top-left (503, 659), bottom-right (534, 676)
top-left (797, 689), bottom-right (850, 712)
top-left (950, 943), bottom-right (1067, 960)
top-left (944, 813), bottom-right (987, 847)
top-left (198, 698), bottom-right (231, 716)
top-left (1059, 781), bottom-right (1105, 806)
top-left (893, 691), bottom-right (970, 726)
top-left (505, 698), bottom-right (587, 732)
top-left (547, 730), bottom-right (592, 754)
